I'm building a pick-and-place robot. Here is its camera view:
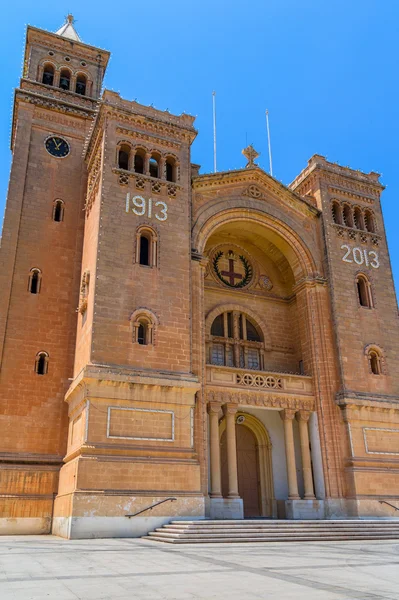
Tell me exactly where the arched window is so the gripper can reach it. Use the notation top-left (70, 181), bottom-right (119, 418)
top-left (118, 144), bottom-right (131, 170)
top-left (28, 268), bottom-right (42, 294)
top-left (356, 274), bottom-right (373, 308)
top-left (35, 352), bottom-right (49, 375)
top-left (42, 63), bottom-right (54, 86)
top-left (149, 154), bottom-right (160, 178)
top-left (53, 199), bottom-right (64, 222)
top-left (364, 210), bottom-right (376, 233)
top-left (59, 68), bottom-right (71, 91)
top-left (140, 234), bottom-right (150, 266)
top-left (353, 207), bottom-right (364, 230)
top-left (131, 309), bottom-right (158, 346)
top-left (137, 321), bottom-right (147, 345)
top-left (343, 204), bottom-right (354, 228)
top-left (166, 157), bottom-right (177, 182)
top-left (75, 73), bottom-right (87, 95)
top-left (136, 226), bottom-right (157, 267)
top-left (134, 149), bottom-right (145, 174)
top-left (368, 349), bottom-right (383, 375)
top-left (208, 311), bottom-right (264, 370)
top-left (331, 201), bottom-right (343, 225)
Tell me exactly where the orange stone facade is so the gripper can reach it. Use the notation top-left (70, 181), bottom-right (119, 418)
top-left (1, 19), bottom-right (399, 538)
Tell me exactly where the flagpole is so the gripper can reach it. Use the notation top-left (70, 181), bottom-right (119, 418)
top-left (265, 109), bottom-right (273, 177)
top-left (212, 91), bottom-right (217, 173)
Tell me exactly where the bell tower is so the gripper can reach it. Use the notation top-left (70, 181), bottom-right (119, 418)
top-left (0, 17), bottom-right (109, 534)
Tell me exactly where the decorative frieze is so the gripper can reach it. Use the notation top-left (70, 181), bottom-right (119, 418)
top-left (206, 388), bottom-right (314, 411)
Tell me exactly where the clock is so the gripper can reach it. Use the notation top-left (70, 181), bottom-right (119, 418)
top-left (45, 136), bottom-right (70, 158)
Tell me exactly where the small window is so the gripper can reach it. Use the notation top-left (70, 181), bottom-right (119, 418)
top-left (356, 274), bottom-right (373, 308)
top-left (211, 314), bottom-right (224, 337)
top-left (28, 269), bottom-right (42, 294)
top-left (118, 144), bottom-right (130, 170)
top-left (364, 210), bottom-right (376, 233)
top-left (166, 158), bottom-right (176, 182)
top-left (247, 348), bottom-right (260, 370)
top-left (149, 156), bottom-right (159, 178)
top-left (136, 227), bottom-right (157, 267)
top-left (246, 319), bottom-right (261, 342)
top-left (131, 309), bottom-right (157, 346)
top-left (299, 360), bottom-right (305, 375)
top-left (331, 201), bottom-right (343, 225)
top-left (353, 207), bottom-right (364, 230)
top-left (211, 343), bottom-right (225, 365)
top-left (53, 199), bottom-right (64, 222)
top-left (42, 63), bottom-right (54, 86)
top-left (134, 150), bottom-right (145, 174)
top-left (369, 351), bottom-right (382, 375)
top-left (138, 322), bottom-right (146, 345)
top-left (35, 352), bottom-right (49, 375)
top-left (139, 235), bottom-right (150, 266)
top-left (59, 69), bottom-right (71, 91)
top-left (75, 74), bottom-right (87, 95)
top-left (343, 204), bottom-right (354, 228)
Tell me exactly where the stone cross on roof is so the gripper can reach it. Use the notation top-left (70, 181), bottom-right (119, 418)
top-left (242, 144), bottom-right (259, 168)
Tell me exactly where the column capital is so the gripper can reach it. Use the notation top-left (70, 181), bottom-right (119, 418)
top-left (207, 402), bottom-right (222, 415)
top-left (280, 408), bottom-right (296, 421)
top-left (223, 403), bottom-right (239, 416)
top-left (296, 410), bottom-right (311, 423)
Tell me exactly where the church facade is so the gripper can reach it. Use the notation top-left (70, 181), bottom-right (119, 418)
top-left (1, 17), bottom-right (399, 538)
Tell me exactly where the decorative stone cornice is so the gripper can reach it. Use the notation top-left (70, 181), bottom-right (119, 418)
top-left (337, 390), bottom-right (399, 413)
top-left (290, 154), bottom-right (384, 195)
top-left (292, 274), bottom-right (328, 294)
top-left (192, 167), bottom-right (320, 218)
top-left (328, 186), bottom-right (376, 205)
top-left (206, 389), bottom-right (315, 411)
top-left (116, 126), bottom-right (181, 150)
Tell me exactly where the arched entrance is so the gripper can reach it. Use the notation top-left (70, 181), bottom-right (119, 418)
top-left (220, 412), bottom-right (275, 517)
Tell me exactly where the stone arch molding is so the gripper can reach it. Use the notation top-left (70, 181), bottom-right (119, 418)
top-left (219, 411), bottom-right (275, 517)
top-left (193, 206), bottom-right (318, 282)
top-left (206, 303), bottom-right (272, 351)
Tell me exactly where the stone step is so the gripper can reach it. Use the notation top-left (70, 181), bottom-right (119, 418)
top-left (163, 522), bottom-right (399, 528)
top-left (156, 526), bottom-right (399, 535)
top-left (144, 533), bottom-right (399, 544)
top-left (144, 518), bottom-right (399, 544)
top-left (149, 530), bottom-right (399, 538)
top-left (169, 519), bottom-right (399, 525)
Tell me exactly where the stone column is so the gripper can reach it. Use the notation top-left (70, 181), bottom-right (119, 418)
top-left (297, 411), bottom-right (315, 499)
top-left (280, 409), bottom-right (300, 499)
top-left (144, 152), bottom-right (151, 176)
top-left (207, 402), bottom-right (222, 497)
top-left (223, 404), bottom-right (239, 498)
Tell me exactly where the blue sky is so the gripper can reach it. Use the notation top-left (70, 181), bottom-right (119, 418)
top-left (1, 1), bottom-right (398, 293)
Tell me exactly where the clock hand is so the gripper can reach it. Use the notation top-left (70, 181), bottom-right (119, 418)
top-left (54, 140), bottom-right (62, 150)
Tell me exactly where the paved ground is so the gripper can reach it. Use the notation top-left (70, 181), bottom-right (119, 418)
top-left (0, 536), bottom-right (398, 599)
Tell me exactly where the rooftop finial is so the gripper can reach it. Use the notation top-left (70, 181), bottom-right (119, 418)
top-left (55, 14), bottom-right (81, 42)
top-left (242, 144), bottom-right (259, 168)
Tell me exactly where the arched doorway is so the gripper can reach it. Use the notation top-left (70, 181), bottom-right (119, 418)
top-left (220, 412), bottom-right (275, 517)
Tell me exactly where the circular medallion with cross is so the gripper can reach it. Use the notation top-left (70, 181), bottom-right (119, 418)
top-left (213, 249), bottom-right (253, 289)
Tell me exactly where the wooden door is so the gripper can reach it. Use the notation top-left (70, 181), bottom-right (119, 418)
top-left (220, 424), bottom-right (261, 517)
top-left (236, 424), bottom-right (261, 517)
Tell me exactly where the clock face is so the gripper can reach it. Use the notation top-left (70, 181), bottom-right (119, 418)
top-left (45, 136), bottom-right (70, 158)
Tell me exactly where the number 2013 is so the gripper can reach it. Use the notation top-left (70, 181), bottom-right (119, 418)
top-left (341, 244), bottom-right (380, 269)
top-left (125, 193), bottom-right (168, 221)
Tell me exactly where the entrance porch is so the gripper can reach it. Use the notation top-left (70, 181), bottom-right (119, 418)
top-left (206, 365), bottom-right (325, 520)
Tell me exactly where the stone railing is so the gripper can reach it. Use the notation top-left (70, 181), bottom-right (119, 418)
top-left (206, 364), bottom-right (313, 396)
